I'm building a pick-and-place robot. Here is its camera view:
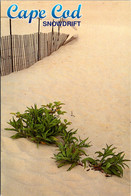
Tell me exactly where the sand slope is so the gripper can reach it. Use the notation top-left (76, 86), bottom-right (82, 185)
top-left (1, 1), bottom-right (131, 196)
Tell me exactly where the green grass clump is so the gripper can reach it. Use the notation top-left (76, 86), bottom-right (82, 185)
top-left (5, 102), bottom-right (71, 146)
top-left (82, 144), bottom-right (130, 177)
top-left (5, 101), bottom-right (130, 177)
top-left (53, 132), bottom-right (91, 171)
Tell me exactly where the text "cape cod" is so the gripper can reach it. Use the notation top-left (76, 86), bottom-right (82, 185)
top-left (7, 4), bottom-right (82, 23)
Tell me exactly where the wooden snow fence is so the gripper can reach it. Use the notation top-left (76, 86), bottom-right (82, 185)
top-left (1, 32), bottom-right (69, 76)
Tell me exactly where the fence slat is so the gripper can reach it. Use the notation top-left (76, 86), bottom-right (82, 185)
top-left (12, 35), bottom-right (16, 71)
top-left (1, 37), bottom-right (5, 75)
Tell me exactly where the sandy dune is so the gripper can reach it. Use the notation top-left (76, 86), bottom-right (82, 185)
top-left (1, 1), bottom-right (131, 196)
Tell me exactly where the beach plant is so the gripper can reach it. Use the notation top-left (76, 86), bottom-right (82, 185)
top-left (5, 101), bottom-right (71, 146)
top-left (53, 134), bottom-right (91, 171)
top-left (61, 129), bottom-right (78, 144)
top-left (5, 101), bottom-right (130, 177)
top-left (82, 144), bottom-right (130, 177)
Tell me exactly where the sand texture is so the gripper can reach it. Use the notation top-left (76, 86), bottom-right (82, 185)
top-left (1, 1), bottom-right (131, 196)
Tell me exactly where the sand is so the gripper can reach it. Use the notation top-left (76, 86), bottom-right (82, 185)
top-left (1, 1), bottom-right (131, 196)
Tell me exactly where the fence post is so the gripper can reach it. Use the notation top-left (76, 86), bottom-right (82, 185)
top-left (58, 19), bottom-right (60, 41)
top-left (51, 19), bottom-right (54, 52)
top-left (38, 11), bottom-right (40, 61)
top-left (52, 19), bottom-right (54, 35)
top-left (9, 18), bottom-right (13, 72)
